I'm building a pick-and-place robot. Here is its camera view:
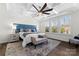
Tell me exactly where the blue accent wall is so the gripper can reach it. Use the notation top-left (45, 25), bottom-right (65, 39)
top-left (16, 24), bottom-right (37, 32)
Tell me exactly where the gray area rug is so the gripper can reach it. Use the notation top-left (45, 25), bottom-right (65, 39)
top-left (5, 39), bottom-right (60, 56)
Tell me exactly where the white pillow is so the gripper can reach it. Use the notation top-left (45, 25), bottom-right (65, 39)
top-left (20, 29), bottom-right (24, 32)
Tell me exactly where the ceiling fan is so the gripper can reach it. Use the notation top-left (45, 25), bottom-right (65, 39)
top-left (32, 3), bottom-right (53, 15)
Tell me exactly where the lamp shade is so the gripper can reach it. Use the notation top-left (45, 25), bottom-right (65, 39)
top-left (10, 23), bottom-right (16, 29)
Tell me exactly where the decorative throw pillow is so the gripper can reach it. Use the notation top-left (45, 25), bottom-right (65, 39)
top-left (38, 35), bottom-right (44, 38)
top-left (31, 29), bottom-right (36, 32)
top-left (25, 29), bottom-right (29, 32)
top-left (23, 29), bottom-right (26, 32)
top-left (23, 33), bottom-right (27, 37)
top-left (20, 29), bottom-right (24, 32)
top-left (28, 29), bottom-right (31, 32)
top-left (74, 36), bottom-right (79, 39)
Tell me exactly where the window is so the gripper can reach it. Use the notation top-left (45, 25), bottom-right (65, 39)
top-left (50, 15), bottom-right (71, 34)
top-left (39, 20), bottom-right (50, 32)
top-left (60, 16), bottom-right (71, 34)
top-left (39, 15), bottom-right (71, 34)
top-left (51, 20), bottom-right (58, 33)
top-left (44, 21), bottom-right (50, 32)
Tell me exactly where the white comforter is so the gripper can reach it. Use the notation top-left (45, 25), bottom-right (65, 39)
top-left (19, 32), bottom-right (45, 48)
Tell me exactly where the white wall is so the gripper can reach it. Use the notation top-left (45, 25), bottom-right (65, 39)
top-left (0, 4), bottom-right (39, 43)
top-left (1, 3), bottom-right (79, 43)
top-left (45, 32), bottom-right (73, 42)
top-left (39, 10), bottom-right (79, 42)
top-left (0, 4), bottom-right (11, 43)
top-left (70, 11), bottom-right (79, 36)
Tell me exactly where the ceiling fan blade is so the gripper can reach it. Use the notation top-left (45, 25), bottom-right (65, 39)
top-left (40, 3), bottom-right (47, 12)
top-left (42, 12), bottom-right (50, 15)
top-left (32, 4), bottom-right (39, 12)
top-left (42, 8), bottom-right (53, 12)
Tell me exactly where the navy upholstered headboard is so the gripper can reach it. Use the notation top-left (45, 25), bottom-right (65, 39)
top-left (15, 24), bottom-right (37, 33)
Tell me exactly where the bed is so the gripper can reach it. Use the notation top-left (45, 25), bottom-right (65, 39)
top-left (15, 24), bottom-right (46, 47)
top-left (19, 32), bottom-right (46, 47)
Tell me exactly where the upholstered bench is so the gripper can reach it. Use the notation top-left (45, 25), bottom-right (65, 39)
top-left (31, 37), bottom-right (48, 48)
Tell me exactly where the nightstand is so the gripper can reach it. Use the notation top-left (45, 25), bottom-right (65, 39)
top-left (8, 33), bottom-right (19, 42)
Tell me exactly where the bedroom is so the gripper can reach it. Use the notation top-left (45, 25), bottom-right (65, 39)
top-left (0, 3), bottom-right (79, 56)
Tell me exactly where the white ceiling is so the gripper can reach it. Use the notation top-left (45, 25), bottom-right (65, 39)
top-left (6, 3), bottom-right (60, 18)
top-left (6, 3), bottom-right (79, 21)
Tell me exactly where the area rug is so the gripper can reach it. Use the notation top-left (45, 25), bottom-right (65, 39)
top-left (5, 39), bottom-right (60, 56)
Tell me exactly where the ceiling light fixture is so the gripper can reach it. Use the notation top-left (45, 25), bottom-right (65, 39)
top-left (32, 3), bottom-right (53, 15)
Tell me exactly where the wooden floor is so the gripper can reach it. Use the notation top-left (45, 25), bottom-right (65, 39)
top-left (48, 41), bottom-right (79, 56)
top-left (0, 43), bottom-right (7, 56)
top-left (0, 41), bottom-right (79, 56)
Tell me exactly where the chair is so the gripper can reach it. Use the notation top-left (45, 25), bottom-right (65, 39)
top-left (69, 35), bottom-right (79, 48)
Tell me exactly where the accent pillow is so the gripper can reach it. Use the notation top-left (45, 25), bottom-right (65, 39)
top-left (25, 29), bottom-right (29, 32)
top-left (23, 29), bottom-right (27, 32)
top-left (20, 29), bottom-right (24, 32)
top-left (23, 33), bottom-right (27, 37)
top-left (31, 29), bottom-right (34, 32)
top-left (74, 36), bottom-right (79, 39)
top-left (38, 35), bottom-right (44, 38)
top-left (28, 29), bottom-right (31, 32)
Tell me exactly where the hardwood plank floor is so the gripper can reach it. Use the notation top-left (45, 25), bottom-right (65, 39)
top-left (48, 41), bottom-right (79, 56)
top-left (0, 43), bottom-right (7, 56)
top-left (0, 41), bottom-right (79, 56)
